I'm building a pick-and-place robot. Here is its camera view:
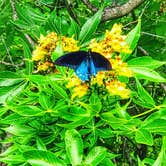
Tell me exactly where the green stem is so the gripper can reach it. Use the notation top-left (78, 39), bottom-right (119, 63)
top-left (132, 105), bottom-right (165, 118)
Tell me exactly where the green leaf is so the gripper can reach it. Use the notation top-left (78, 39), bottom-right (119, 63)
top-left (21, 39), bottom-right (34, 75)
top-left (79, 9), bottom-right (102, 44)
top-left (23, 150), bottom-right (66, 166)
top-left (152, 136), bottom-right (166, 166)
top-left (89, 93), bottom-right (102, 113)
top-left (135, 128), bottom-right (153, 146)
top-left (4, 124), bottom-right (35, 136)
top-left (0, 81), bottom-right (27, 104)
top-left (144, 108), bottom-right (166, 124)
top-left (143, 119), bottom-right (166, 133)
top-left (0, 71), bottom-right (24, 86)
top-left (51, 43), bottom-right (63, 61)
top-left (101, 112), bottom-right (127, 129)
top-left (130, 67), bottom-right (166, 82)
top-left (84, 146), bottom-right (107, 165)
top-left (36, 137), bottom-right (47, 151)
top-left (39, 92), bottom-right (53, 110)
top-left (50, 82), bottom-right (68, 100)
top-left (121, 19), bottom-right (141, 60)
top-left (128, 56), bottom-right (166, 69)
top-left (11, 105), bottom-right (44, 116)
top-left (58, 106), bottom-right (90, 121)
top-left (65, 129), bottom-right (83, 165)
top-left (135, 78), bottom-right (155, 108)
top-left (57, 117), bottom-right (90, 128)
top-left (68, 17), bottom-right (80, 39)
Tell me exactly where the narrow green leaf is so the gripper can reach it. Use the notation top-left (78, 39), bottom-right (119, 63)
top-left (135, 78), bottom-right (155, 108)
top-left (11, 105), bottom-right (44, 116)
top-left (128, 57), bottom-right (166, 69)
top-left (84, 146), bottom-right (107, 165)
top-left (36, 137), bottom-right (47, 151)
top-left (135, 129), bottom-right (153, 146)
top-left (68, 17), bottom-right (80, 39)
top-left (50, 82), bottom-right (68, 99)
top-left (4, 124), bottom-right (35, 136)
top-left (21, 39), bottom-right (34, 75)
top-left (39, 92), bottom-right (53, 110)
top-left (0, 81), bottom-right (27, 104)
top-left (121, 19), bottom-right (141, 60)
top-left (23, 150), bottom-right (66, 166)
top-left (130, 67), bottom-right (166, 82)
top-left (0, 78), bottom-right (24, 87)
top-left (57, 117), bottom-right (90, 128)
top-left (79, 9), bottom-right (102, 44)
top-left (65, 129), bottom-right (83, 165)
top-left (152, 136), bottom-right (166, 166)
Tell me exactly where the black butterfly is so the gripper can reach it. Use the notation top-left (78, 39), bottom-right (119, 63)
top-left (54, 51), bottom-right (112, 81)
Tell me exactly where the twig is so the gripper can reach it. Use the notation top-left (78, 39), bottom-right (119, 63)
top-left (82, 0), bottom-right (147, 21)
top-left (1, 37), bottom-right (15, 66)
top-left (66, 0), bottom-right (81, 25)
top-left (141, 31), bottom-right (166, 39)
top-left (137, 46), bottom-right (149, 56)
top-left (0, 60), bottom-right (24, 68)
top-left (10, 0), bottom-right (35, 48)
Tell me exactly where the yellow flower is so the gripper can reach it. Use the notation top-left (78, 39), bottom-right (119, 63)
top-left (89, 23), bottom-right (131, 57)
top-left (106, 80), bottom-right (130, 99)
top-left (109, 24), bottom-right (122, 35)
top-left (66, 76), bottom-right (82, 88)
top-left (91, 71), bottom-right (105, 86)
top-left (62, 36), bottom-right (80, 52)
top-left (110, 56), bottom-right (133, 77)
top-left (37, 62), bottom-right (51, 71)
top-left (32, 47), bottom-right (47, 61)
top-left (71, 84), bottom-right (88, 99)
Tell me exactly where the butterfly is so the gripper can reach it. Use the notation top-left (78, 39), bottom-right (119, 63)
top-left (54, 51), bottom-right (112, 81)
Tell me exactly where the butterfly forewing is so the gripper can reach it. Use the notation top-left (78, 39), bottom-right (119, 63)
top-left (55, 51), bottom-right (87, 69)
top-left (91, 52), bottom-right (112, 72)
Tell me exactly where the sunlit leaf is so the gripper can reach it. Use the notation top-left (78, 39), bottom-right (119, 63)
top-left (84, 146), bottom-right (107, 165)
top-left (23, 150), bottom-right (66, 166)
top-left (135, 128), bottom-right (153, 146)
top-left (121, 19), bottom-right (141, 60)
top-left (130, 67), bottom-right (166, 82)
top-left (65, 129), bottom-right (83, 165)
top-left (128, 56), bottom-right (166, 69)
top-left (79, 9), bottom-right (102, 44)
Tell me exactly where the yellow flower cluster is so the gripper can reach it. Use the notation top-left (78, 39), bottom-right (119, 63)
top-left (32, 33), bottom-right (58, 62)
top-left (31, 23), bottom-right (133, 99)
top-left (66, 76), bottom-right (88, 100)
top-left (110, 56), bottom-right (133, 77)
top-left (61, 36), bottom-right (80, 52)
top-left (89, 24), bottom-right (131, 58)
top-left (32, 32), bottom-right (79, 72)
top-left (106, 80), bottom-right (130, 99)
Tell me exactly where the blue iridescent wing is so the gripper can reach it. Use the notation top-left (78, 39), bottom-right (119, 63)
top-left (75, 58), bottom-right (89, 81)
top-left (54, 51), bottom-right (87, 69)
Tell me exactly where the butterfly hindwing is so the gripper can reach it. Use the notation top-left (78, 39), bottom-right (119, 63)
top-left (75, 57), bottom-right (89, 81)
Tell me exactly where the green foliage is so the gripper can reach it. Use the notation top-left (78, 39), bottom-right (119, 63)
top-left (0, 0), bottom-right (166, 166)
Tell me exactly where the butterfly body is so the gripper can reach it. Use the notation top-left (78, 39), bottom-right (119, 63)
top-left (55, 51), bottom-right (111, 81)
